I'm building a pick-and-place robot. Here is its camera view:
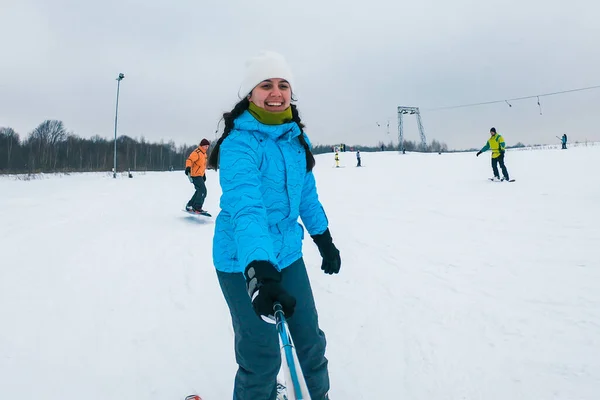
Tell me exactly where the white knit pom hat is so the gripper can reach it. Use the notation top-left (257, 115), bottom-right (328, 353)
top-left (238, 50), bottom-right (295, 99)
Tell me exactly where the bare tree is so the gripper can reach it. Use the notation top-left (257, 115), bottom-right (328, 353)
top-left (0, 127), bottom-right (20, 170)
top-left (27, 120), bottom-right (67, 169)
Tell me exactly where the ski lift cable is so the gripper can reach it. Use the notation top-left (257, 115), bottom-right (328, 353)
top-left (424, 84), bottom-right (600, 111)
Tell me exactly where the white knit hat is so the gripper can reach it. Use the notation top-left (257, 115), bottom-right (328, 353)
top-left (238, 50), bottom-right (295, 99)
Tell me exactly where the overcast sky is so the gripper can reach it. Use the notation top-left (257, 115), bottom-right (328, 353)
top-left (1, 0), bottom-right (599, 149)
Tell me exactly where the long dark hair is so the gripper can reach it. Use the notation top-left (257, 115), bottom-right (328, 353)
top-left (207, 99), bottom-right (315, 172)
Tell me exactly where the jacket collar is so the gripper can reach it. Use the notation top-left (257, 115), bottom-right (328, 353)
top-left (234, 110), bottom-right (301, 142)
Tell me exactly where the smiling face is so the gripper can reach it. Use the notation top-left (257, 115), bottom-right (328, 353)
top-left (248, 78), bottom-right (292, 112)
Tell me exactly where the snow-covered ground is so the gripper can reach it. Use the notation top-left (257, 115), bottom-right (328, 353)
top-left (1, 146), bottom-right (599, 400)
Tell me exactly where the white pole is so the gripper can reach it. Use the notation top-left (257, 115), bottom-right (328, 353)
top-left (113, 73), bottom-right (125, 178)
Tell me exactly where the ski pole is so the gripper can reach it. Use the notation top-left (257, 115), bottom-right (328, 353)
top-left (274, 302), bottom-right (311, 400)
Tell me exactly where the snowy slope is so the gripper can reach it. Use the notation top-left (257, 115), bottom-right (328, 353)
top-left (1, 147), bottom-right (599, 400)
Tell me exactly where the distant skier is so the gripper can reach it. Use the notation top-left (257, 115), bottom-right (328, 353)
top-left (335, 151), bottom-right (340, 168)
top-left (185, 138), bottom-right (210, 213)
top-left (476, 127), bottom-right (510, 181)
top-left (562, 134), bottom-right (568, 149)
top-left (356, 150), bottom-right (361, 167)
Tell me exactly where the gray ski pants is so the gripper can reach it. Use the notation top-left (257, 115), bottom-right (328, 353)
top-left (216, 258), bottom-right (330, 400)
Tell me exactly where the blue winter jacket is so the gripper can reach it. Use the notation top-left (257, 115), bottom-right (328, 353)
top-left (212, 110), bottom-right (329, 273)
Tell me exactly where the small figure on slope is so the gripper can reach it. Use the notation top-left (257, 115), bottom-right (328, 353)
top-left (356, 149), bottom-right (361, 167)
top-left (185, 139), bottom-right (210, 214)
top-left (476, 127), bottom-right (510, 181)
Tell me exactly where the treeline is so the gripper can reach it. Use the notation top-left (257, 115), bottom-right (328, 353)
top-left (311, 139), bottom-right (449, 154)
top-left (0, 119), bottom-right (456, 174)
top-left (0, 120), bottom-right (197, 174)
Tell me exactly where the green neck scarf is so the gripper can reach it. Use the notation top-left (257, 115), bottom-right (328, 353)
top-left (248, 101), bottom-right (293, 125)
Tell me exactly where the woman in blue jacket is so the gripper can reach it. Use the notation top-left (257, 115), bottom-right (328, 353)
top-left (207, 51), bottom-right (341, 400)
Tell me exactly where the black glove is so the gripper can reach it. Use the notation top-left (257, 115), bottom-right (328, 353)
top-left (185, 167), bottom-right (191, 175)
top-left (244, 261), bottom-right (296, 320)
top-left (476, 151), bottom-right (482, 157)
top-left (202, 175), bottom-right (206, 182)
top-left (311, 228), bottom-right (341, 275)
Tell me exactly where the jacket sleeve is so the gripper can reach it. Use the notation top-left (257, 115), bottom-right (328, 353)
top-left (498, 135), bottom-right (506, 151)
top-left (299, 170), bottom-right (329, 236)
top-left (480, 142), bottom-right (490, 153)
top-left (219, 134), bottom-right (278, 269)
top-left (198, 152), bottom-right (207, 176)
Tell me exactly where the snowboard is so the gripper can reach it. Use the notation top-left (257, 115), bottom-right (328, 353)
top-left (183, 209), bottom-right (212, 217)
top-left (488, 178), bottom-right (515, 182)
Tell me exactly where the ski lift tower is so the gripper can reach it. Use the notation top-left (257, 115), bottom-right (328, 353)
top-left (397, 106), bottom-right (427, 152)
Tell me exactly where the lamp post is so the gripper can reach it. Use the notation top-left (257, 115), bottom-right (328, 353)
top-left (113, 73), bottom-right (125, 178)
